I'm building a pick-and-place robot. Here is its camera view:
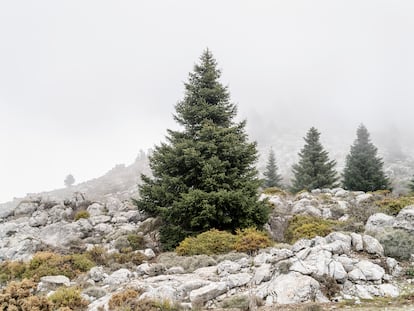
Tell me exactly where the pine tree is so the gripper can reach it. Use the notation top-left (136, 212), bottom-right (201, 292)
top-left (409, 176), bottom-right (414, 193)
top-left (135, 50), bottom-right (269, 250)
top-left (342, 124), bottom-right (390, 192)
top-left (64, 174), bottom-right (75, 187)
top-left (263, 148), bottom-right (282, 188)
top-left (291, 127), bottom-right (338, 192)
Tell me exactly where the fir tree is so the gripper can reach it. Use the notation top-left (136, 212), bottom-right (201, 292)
top-left (409, 176), bottom-right (414, 193)
top-left (291, 127), bottom-right (338, 192)
top-left (263, 148), bottom-right (282, 188)
top-left (342, 124), bottom-right (390, 192)
top-left (135, 50), bottom-right (269, 250)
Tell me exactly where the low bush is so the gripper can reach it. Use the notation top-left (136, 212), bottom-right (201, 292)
top-left (378, 229), bottom-right (414, 260)
top-left (221, 295), bottom-right (249, 310)
top-left (108, 288), bottom-right (142, 310)
top-left (314, 274), bottom-right (341, 299)
top-left (85, 246), bottom-right (147, 270)
top-left (234, 227), bottom-right (273, 255)
top-left (375, 196), bottom-right (414, 216)
top-left (175, 229), bottom-right (237, 256)
top-left (285, 215), bottom-right (337, 243)
top-left (48, 286), bottom-right (88, 311)
top-left (262, 187), bottom-right (288, 196)
top-left (74, 210), bottom-right (90, 221)
top-left (0, 279), bottom-right (52, 311)
top-left (127, 233), bottom-right (145, 250)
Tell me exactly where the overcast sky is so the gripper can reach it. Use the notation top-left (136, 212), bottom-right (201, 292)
top-left (1, 1), bottom-right (414, 203)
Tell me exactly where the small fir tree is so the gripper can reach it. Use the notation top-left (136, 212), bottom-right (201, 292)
top-left (134, 50), bottom-right (269, 250)
top-left (342, 124), bottom-right (390, 192)
top-left (291, 127), bottom-right (338, 192)
top-left (64, 174), bottom-right (75, 187)
top-left (409, 176), bottom-right (414, 193)
top-left (263, 148), bottom-right (282, 188)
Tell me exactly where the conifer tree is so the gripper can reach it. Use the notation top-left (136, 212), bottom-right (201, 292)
top-left (263, 148), bottom-right (282, 188)
top-left (409, 176), bottom-right (414, 193)
top-left (291, 127), bottom-right (338, 192)
top-left (135, 50), bottom-right (269, 250)
top-left (342, 124), bottom-right (390, 192)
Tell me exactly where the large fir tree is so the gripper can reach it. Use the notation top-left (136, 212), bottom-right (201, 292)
top-left (263, 148), bottom-right (282, 188)
top-left (342, 124), bottom-right (390, 192)
top-left (291, 127), bottom-right (338, 192)
top-left (135, 50), bottom-right (269, 250)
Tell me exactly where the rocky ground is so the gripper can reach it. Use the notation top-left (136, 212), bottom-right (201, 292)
top-left (1, 187), bottom-right (414, 310)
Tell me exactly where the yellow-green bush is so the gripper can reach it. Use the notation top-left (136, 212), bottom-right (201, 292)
top-left (74, 210), bottom-right (90, 221)
top-left (127, 234), bottom-right (145, 250)
top-left (85, 246), bottom-right (147, 270)
top-left (0, 260), bottom-right (27, 284)
top-left (234, 227), bottom-right (273, 254)
top-left (48, 286), bottom-right (88, 311)
top-left (176, 229), bottom-right (237, 256)
top-left (262, 187), bottom-right (288, 196)
top-left (285, 215), bottom-right (337, 243)
top-left (0, 278), bottom-right (52, 311)
top-left (375, 196), bottom-right (414, 216)
top-left (108, 288), bottom-right (141, 310)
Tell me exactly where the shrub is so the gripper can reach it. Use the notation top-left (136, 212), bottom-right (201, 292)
top-left (221, 295), bottom-right (249, 310)
top-left (108, 288), bottom-right (142, 310)
top-left (85, 246), bottom-right (107, 266)
top-left (262, 187), bottom-right (288, 196)
top-left (375, 196), bottom-right (414, 216)
top-left (70, 254), bottom-right (95, 272)
top-left (85, 247), bottom-right (147, 271)
top-left (48, 286), bottom-right (88, 311)
top-left (74, 210), bottom-right (90, 221)
top-left (127, 234), bottom-right (145, 250)
top-left (175, 229), bottom-right (237, 256)
top-left (0, 278), bottom-right (52, 311)
top-left (234, 227), bottom-right (273, 255)
top-left (313, 274), bottom-right (340, 299)
top-left (378, 229), bottom-right (414, 260)
top-left (285, 215), bottom-right (337, 243)
top-left (347, 202), bottom-right (379, 224)
top-left (0, 260), bottom-right (27, 284)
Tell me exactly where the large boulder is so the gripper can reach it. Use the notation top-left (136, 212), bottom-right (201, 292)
top-left (394, 205), bottom-right (414, 233)
top-left (365, 213), bottom-right (395, 233)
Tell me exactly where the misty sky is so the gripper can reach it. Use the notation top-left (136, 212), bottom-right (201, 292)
top-left (1, 1), bottom-right (414, 203)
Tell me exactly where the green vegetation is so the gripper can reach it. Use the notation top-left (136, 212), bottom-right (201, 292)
top-left (175, 227), bottom-right (272, 256)
top-left (262, 187), bottom-right (288, 196)
top-left (74, 210), bottom-right (90, 221)
top-left (48, 286), bottom-right (88, 311)
top-left (0, 279), bottom-right (52, 311)
top-left (378, 229), bottom-right (414, 260)
top-left (108, 288), bottom-right (142, 310)
top-left (127, 233), bottom-right (145, 250)
top-left (375, 196), bottom-right (414, 216)
top-left (234, 227), bottom-right (273, 255)
top-left (175, 229), bottom-right (237, 256)
top-left (342, 124), bottom-right (390, 192)
top-left (135, 50), bottom-right (269, 250)
top-left (263, 148), bottom-right (282, 188)
top-left (285, 215), bottom-right (338, 243)
top-left (0, 251), bottom-right (95, 284)
top-left (291, 127), bottom-right (338, 193)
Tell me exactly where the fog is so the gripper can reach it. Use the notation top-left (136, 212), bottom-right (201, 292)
top-left (1, 0), bottom-right (414, 203)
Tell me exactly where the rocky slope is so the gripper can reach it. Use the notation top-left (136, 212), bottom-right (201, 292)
top-left (1, 188), bottom-right (414, 310)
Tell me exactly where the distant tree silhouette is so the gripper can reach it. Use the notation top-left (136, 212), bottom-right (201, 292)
top-left (263, 148), bottom-right (282, 188)
top-left (291, 127), bottom-right (338, 192)
top-left (64, 174), bottom-right (75, 187)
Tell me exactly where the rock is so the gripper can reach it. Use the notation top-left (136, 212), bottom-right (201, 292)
top-left (14, 202), bottom-right (38, 217)
top-left (39, 275), bottom-right (70, 290)
top-left (328, 260), bottom-right (347, 282)
top-left (252, 263), bottom-right (272, 285)
top-left (223, 272), bottom-right (251, 288)
top-left (334, 189), bottom-right (349, 198)
top-left (290, 248), bottom-right (331, 277)
top-left (48, 205), bottom-right (72, 223)
top-left (217, 260), bottom-right (241, 275)
top-left (394, 205), bottom-right (414, 232)
top-left (378, 284), bottom-right (399, 297)
top-left (324, 232), bottom-right (352, 255)
top-left (189, 282), bottom-right (227, 304)
top-left (268, 248), bottom-right (294, 263)
top-left (167, 267), bottom-right (186, 275)
top-left (292, 239), bottom-right (313, 253)
top-left (140, 285), bottom-right (176, 302)
top-left (87, 203), bottom-right (106, 216)
top-left (365, 213), bottom-right (395, 233)
top-left (29, 211), bottom-right (48, 227)
top-left (89, 215), bottom-right (111, 226)
top-left (336, 256), bottom-right (358, 272)
top-left (137, 263), bottom-right (165, 277)
top-left (356, 193), bottom-right (373, 204)
top-left (259, 271), bottom-right (327, 304)
top-left (104, 268), bottom-right (133, 285)
top-left (352, 260), bottom-right (385, 281)
top-left (38, 222), bottom-right (85, 248)
top-left (95, 223), bottom-right (113, 235)
top-left (83, 286), bottom-right (107, 299)
top-left (266, 214), bottom-right (289, 241)
top-left (386, 257), bottom-right (402, 277)
top-left (362, 235), bottom-right (384, 256)
top-left (350, 233), bottom-right (364, 251)
top-left (89, 266), bottom-right (106, 282)
top-left (253, 252), bottom-right (272, 266)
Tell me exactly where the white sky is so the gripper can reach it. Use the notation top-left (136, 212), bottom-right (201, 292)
top-left (1, 0), bottom-right (414, 203)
